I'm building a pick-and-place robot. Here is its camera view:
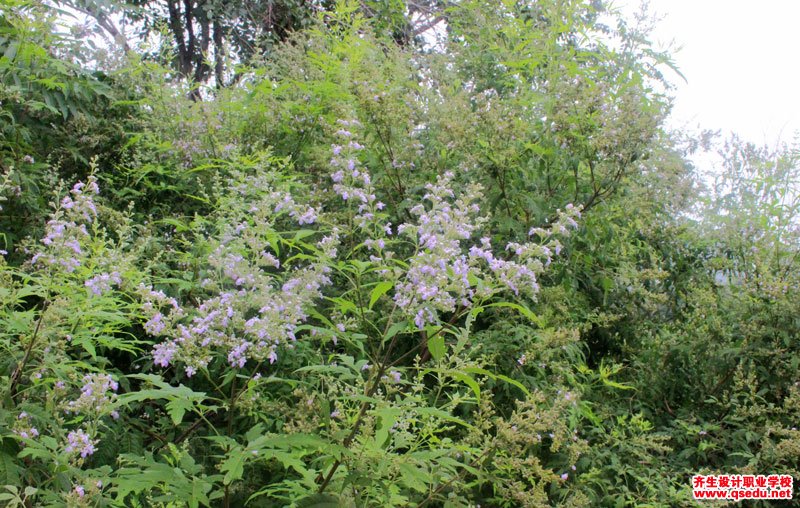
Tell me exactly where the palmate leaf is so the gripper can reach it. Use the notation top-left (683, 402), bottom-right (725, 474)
top-left (116, 374), bottom-right (211, 425)
top-left (112, 453), bottom-right (217, 507)
top-left (397, 462), bottom-right (429, 493)
top-left (219, 446), bottom-right (246, 486)
top-left (220, 430), bottom-right (343, 489)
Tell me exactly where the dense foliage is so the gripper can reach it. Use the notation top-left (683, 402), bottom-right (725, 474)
top-left (0, 0), bottom-right (798, 506)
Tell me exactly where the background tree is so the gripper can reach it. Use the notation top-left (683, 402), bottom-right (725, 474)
top-left (68, 0), bottom-right (450, 97)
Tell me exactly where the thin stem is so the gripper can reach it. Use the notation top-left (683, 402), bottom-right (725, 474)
top-left (223, 376), bottom-right (238, 508)
top-left (317, 306), bottom-right (466, 493)
top-left (160, 362), bottom-right (260, 452)
top-left (9, 302), bottom-right (48, 402)
top-left (316, 311), bottom-right (405, 492)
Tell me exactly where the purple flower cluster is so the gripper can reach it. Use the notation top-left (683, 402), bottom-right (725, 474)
top-left (217, 173), bottom-right (320, 282)
top-left (330, 120), bottom-right (385, 228)
top-left (65, 373), bottom-right (119, 414)
top-left (140, 286), bottom-right (184, 336)
top-left (392, 173), bottom-right (582, 329)
top-left (271, 190), bottom-right (319, 226)
top-left (13, 412), bottom-right (39, 441)
top-left (324, 129), bottom-right (582, 331)
top-left (211, 249), bottom-right (256, 288)
top-left (394, 172), bottom-right (487, 328)
top-left (65, 428), bottom-right (96, 458)
top-left (31, 177), bottom-right (100, 273)
top-left (146, 176), bottom-right (338, 377)
top-left (174, 138), bottom-right (204, 168)
top-left (85, 271), bottom-right (122, 296)
top-left (171, 109), bottom-right (227, 168)
top-left (152, 259), bottom-right (333, 375)
top-left (60, 180), bottom-right (99, 220)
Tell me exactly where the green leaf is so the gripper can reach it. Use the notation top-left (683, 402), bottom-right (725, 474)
top-left (292, 229), bottom-right (317, 241)
top-left (601, 379), bottom-right (635, 391)
top-left (220, 447), bottom-right (245, 485)
top-left (154, 218), bottom-right (190, 232)
top-left (398, 462), bottom-right (428, 493)
top-left (0, 441), bottom-right (20, 486)
top-left (383, 320), bottom-right (408, 344)
top-left (449, 371), bottom-right (481, 402)
top-left (495, 374), bottom-right (530, 396)
top-left (414, 407), bottom-right (472, 429)
top-left (325, 296), bottom-right (358, 314)
top-left (117, 375), bottom-right (209, 426)
top-left (166, 398), bottom-right (192, 425)
top-left (5, 310), bottom-right (35, 334)
top-left (462, 367), bottom-right (530, 396)
top-left (368, 281), bottom-right (393, 309)
top-left (486, 302), bottom-right (545, 327)
top-left (374, 407), bottom-right (402, 448)
top-left (294, 364), bottom-right (355, 379)
top-left (427, 335), bottom-right (446, 361)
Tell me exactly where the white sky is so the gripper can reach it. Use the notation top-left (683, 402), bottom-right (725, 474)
top-left (621, 0), bottom-right (800, 147)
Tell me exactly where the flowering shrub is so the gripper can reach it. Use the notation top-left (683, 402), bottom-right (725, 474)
top-left (1, 2), bottom-right (798, 507)
top-left (141, 165), bottom-right (335, 376)
top-left (112, 139), bottom-right (588, 505)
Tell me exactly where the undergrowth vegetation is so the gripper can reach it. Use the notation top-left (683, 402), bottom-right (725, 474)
top-left (0, 0), bottom-right (798, 506)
